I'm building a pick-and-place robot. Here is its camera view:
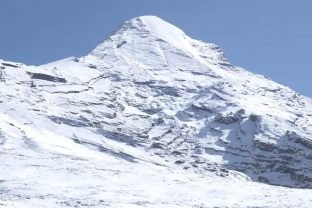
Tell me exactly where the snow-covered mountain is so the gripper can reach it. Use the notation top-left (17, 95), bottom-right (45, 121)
top-left (0, 16), bottom-right (311, 207)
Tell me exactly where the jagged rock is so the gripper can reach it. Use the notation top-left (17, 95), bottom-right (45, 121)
top-left (286, 131), bottom-right (312, 148)
top-left (175, 160), bottom-right (185, 164)
top-left (151, 142), bottom-right (166, 149)
top-left (27, 72), bottom-right (67, 83)
top-left (253, 139), bottom-right (277, 151)
top-left (214, 113), bottom-right (241, 124)
top-left (1, 62), bottom-right (19, 68)
top-left (249, 114), bottom-right (260, 122)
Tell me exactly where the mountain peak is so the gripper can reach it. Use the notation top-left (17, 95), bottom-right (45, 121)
top-left (90, 15), bottom-right (223, 63)
top-left (127, 15), bottom-right (185, 38)
top-left (123, 15), bottom-right (187, 50)
top-left (1, 14), bottom-right (312, 207)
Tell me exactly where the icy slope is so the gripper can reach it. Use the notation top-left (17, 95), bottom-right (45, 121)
top-left (0, 16), bottom-right (312, 207)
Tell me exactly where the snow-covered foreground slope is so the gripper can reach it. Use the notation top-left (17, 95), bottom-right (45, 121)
top-left (1, 146), bottom-right (311, 208)
top-left (0, 16), bottom-right (312, 207)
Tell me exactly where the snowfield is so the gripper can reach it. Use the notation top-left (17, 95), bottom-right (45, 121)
top-left (0, 16), bottom-right (311, 207)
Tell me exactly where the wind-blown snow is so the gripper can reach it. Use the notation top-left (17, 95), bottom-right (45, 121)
top-left (0, 16), bottom-right (311, 207)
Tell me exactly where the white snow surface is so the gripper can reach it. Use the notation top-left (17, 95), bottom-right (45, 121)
top-left (0, 16), bottom-right (312, 207)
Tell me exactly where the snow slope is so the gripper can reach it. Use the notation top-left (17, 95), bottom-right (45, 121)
top-left (0, 16), bottom-right (311, 207)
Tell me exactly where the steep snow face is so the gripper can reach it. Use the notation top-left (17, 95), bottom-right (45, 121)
top-left (130, 16), bottom-right (187, 48)
top-left (1, 16), bottom-right (312, 207)
top-left (93, 16), bottom-right (188, 54)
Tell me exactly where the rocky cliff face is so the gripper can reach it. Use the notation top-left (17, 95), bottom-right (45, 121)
top-left (0, 16), bottom-right (311, 207)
